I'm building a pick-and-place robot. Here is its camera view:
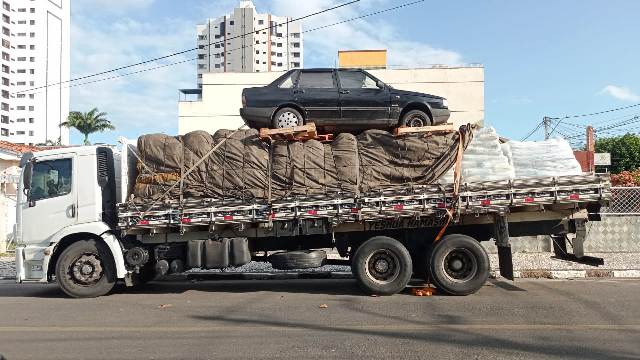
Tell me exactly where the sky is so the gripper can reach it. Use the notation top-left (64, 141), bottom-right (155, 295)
top-left (69, 0), bottom-right (640, 145)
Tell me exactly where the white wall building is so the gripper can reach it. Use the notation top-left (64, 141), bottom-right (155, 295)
top-left (179, 66), bottom-right (485, 135)
top-left (1, 0), bottom-right (70, 146)
top-left (196, 0), bottom-right (303, 87)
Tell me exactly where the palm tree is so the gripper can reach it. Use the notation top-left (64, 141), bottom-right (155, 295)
top-left (60, 108), bottom-right (115, 145)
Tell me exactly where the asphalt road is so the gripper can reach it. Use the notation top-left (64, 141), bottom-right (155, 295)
top-left (0, 278), bottom-right (639, 360)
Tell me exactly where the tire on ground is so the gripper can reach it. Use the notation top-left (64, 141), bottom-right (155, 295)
top-left (429, 234), bottom-right (490, 296)
top-left (269, 250), bottom-right (326, 270)
top-left (55, 239), bottom-right (117, 298)
top-left (401, 109), bottom-right (431, 127)
top-left (352, 236), bottom-right (412, 296)
top-left (272, 107), bottom-right (304, 128)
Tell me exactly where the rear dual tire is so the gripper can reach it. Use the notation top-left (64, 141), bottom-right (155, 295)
top-left (352, 236), bottom-right (413, 296)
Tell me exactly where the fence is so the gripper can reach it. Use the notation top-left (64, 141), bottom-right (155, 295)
top-left (602, 187), bottom-right (640, 215)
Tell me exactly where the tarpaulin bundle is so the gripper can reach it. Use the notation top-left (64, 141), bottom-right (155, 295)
top-left (133, 126), bottom-right (472, 202)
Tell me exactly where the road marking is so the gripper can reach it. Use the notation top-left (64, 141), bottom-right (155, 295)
top-left (0, 324), bottom-right (637, 333)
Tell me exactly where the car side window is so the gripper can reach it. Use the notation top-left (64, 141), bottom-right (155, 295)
top-left (297, 71), bottom-right (335, 89)
top-left (278, 73), bottom-right (295, 89)
top-left (338, 71), bottom-right (379, 89)
top-left (29, 158), bottom-right (72, 201)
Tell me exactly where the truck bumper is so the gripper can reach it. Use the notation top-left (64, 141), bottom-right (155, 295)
top-left (240, 107), bottom-right (274, 129)
top-left (431, 108), bottom-right (451, 125)
top-left (15, 245), bottom-right (53, 283)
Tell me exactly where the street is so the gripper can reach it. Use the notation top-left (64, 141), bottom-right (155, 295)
top-left (0, 278), bottom-right (639, 359)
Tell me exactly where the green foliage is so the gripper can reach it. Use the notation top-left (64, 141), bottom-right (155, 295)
top-left (60, 107), bottom-right (115, 145)
top-left (595, 133), bottom-right (640, 173)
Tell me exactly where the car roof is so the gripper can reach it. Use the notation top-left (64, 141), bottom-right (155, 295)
top-left (298, 68), bottom-right (364, 72)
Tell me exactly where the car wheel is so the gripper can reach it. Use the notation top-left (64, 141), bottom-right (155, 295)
top-left (401, 110), bottom-right (431, 127)
top-left (273, 107), bottom-right (303, 129)
top-left (55, 239), bottom-right (117, 298)
top-left (428, 234), bottom-right (490, 296)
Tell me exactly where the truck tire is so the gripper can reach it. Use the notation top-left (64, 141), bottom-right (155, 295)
top-left (429, 234), bottom-right (489, 296)
top-left (352, 236), bottom-right (412, 295)
top-left (55, 239), bottom-right (117, 298)
top-left (401, 109), bottom-right (431, 127)
top-left (269, 250), bottom-right (326, 270)
top-left (273, 107), bottom-right (303, 129)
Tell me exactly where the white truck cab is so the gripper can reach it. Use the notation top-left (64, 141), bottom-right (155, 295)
top-left (15, 145), bottom-right (127, 294)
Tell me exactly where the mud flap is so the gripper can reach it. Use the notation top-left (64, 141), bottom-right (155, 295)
top-left (494, 215), bottom-right (514, 281)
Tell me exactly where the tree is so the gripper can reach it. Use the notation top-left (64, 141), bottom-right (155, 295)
top-left (60, 108), bottom-right (115, 145)
top-left (594, 133), bottom-right (640, 174)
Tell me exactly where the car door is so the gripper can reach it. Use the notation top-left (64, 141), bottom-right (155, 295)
top-left (19, 154), bottom-right (77, 246)
top-left (293, 70), bottom-right (340, 125)
top-left (337, 70), bottom-right (391, 128)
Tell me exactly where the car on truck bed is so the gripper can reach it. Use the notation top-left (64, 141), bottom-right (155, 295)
top-left (240, 68), bottom-right (450, 131)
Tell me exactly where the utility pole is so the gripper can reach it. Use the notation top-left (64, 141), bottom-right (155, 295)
top-left (543, 116), bottom-right (551, 140)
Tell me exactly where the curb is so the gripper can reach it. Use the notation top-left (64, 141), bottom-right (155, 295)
top-left (490, 269), bottom-right (640, 279)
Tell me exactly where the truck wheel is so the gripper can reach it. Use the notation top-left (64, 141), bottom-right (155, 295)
top-left (273, 107), bottom-right (303, 128)
top-left (401, 110), bottom-right (431, 127)
top-left (55, 239), bottom-right (116, 298)
top-left (269, 250), bottom-right (326, 270)
top-left (429, 234), bottom-right (489, 296)
top-left (352, 236), bottom-right (412, 296)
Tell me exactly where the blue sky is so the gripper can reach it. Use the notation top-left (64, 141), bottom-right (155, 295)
top-left (69, 0), bottom-right (640, 144)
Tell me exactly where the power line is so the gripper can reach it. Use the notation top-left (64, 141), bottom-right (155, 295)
top-left (13, 0), bottom-right (361, 95)
top-left (17, 0), bottom-right (427, 94)
top-left (549, 102), bottom-right (640, 120)
top-left (521, 120), bottom-right (543, 141)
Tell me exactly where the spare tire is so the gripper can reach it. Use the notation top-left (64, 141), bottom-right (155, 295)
top-left (269, 250), bottom-right (327, 270)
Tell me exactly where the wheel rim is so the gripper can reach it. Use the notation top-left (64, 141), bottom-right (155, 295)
top-left (441, 248), bottom-right (478, 283)
top-left (68, 253), bottom-right (104, 286)
top-left (276, 111), bottom-right (300, 128)
top-left (364, 249), bottom-right (400, 285)
top-left (406, 115), bottom-right (426, 127)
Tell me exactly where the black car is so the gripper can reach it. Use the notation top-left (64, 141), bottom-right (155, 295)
top-left (240, 68), bottom-right (450, 130)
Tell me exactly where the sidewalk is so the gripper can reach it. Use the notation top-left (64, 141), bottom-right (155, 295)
top-left (2, 252), bottom-right (640, 280)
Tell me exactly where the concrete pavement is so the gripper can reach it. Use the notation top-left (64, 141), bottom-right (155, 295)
top-left (0, 278), bottom-right (639, 359)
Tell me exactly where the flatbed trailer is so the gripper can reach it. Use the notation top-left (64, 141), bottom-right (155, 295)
top-left (14, 136), bottom-right (610, 298)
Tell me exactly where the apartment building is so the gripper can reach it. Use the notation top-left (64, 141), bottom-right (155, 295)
top-left (1, 0), bottom-right (70, 145)
top-left (196, 0), bottom-right (303, 86)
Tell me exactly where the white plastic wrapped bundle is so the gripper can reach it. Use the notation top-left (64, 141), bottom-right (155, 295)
top-left (502, 138), bottom-right (583, 178)
top-left (439, 127), bottom-right (515, 183)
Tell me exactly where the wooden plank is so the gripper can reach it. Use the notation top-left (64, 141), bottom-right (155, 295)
top-left (393, 124), bottom-right (455, 136)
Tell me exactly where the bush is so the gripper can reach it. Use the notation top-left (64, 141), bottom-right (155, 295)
top-left (610, 169), bottom-right (640, 187)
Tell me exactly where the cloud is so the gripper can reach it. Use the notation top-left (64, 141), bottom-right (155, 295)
top-left (268, 0), bottom-right (463, 67)
top-left (599, 85), bottom-right (640, 102)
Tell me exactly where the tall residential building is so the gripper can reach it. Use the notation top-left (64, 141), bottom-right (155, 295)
top-left (196, 0), bottom-right (303, 86)
top-left (1, 0), bottom-right (70, 146)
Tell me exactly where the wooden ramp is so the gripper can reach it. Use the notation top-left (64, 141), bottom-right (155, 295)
top-left (259, 122), bottom-right (334, 142)
top-left (393, 124), bottom-right (455, 136)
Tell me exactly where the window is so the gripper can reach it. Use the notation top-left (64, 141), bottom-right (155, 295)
top-left (255, 40), bottom-right (259, 44)
top-left (16, 45), bottom-right (26, 49)
top-left (30, 8), bottom-right (35, 13)
top-left (292, 33), bottom-right (300, 38)
top-left (292, 62), bottom-right (300, 68)
top-left (0, 128), bottom-right (7, 136)
top-left (29, 45), bottom-right (34, 50)
top-left (255, 60), bottom-right (259, 64)
top-left (1, 64), bottom-right (8, 73)
top-left (197, 54), bottom-right (205, 60)
top-left (1, 77), bottom-right (7, 85)
top-left (2, 39), bottom-right (10, 48)
top-left (28, 106), bottom-right (33, 111)
top-left (29, 69), bottom-right (34, 74)
top-left (16, 93), bottom-right (25, 98)
top-left (1, 103), bottom-right (7, 111)
top-left (29, 158), bottom-right (73, 201)
top-left (198, 35), bottom-right (207, 40)
top-left (298, 71), bottom-right (335, 89)
top-left (276, 33), bottom-right (282, 37)
top-left (255, 50), bottom-right (259, 54)
top-left (214, 64), bottom-right (220, 69)
top-left (29, 57), bottom-right (34, 62)
top-left (1, 90), bottom-right (7, 99)
top-left (17, 33), bottom-right (26, 37)
top-left (28, 117), bottom-right (34, 123)
top-left (198, 45), bottom-right (205, 50)
top-left (197, 64), bottom-right (206, 69)
top-left (16, 69), bottom-right (25, 73)
top-left (292, 42), bottom-right (300, 48)
top-left (1, 51), bottom-right (7, 60)
top-left (277, 53), bottom-right (282, 57)
top-left (293, 52), bottom-right (300, 58)
top-left (214, 43), bottom-right (220, 48)
top-left (338, 70), bottom-right (379, 89)
top-left (2, 15), bottom-right (9, 24)
top-left (29, 20), bottom-right (35, 25)
top-left (229, 20), bottom-right (234, 25)
top-left (28, 93), bottom-right (33, 99)
top-left (1, 27), bottom-right (8, 35)
top-left (16, 131), bottom-right (24, 135)
top-left (29, 32), bottom-right (35, 38)
top-left (18, 8), bottom-right (26, 12)
top-left (258, 19), bottom-right (264, 25)
top-left (16, 117), bottom-right (24, 122)
top-left (278, 73), bottom-right (295, 89)
top-left (16, 81), bottom-right (25, 85)
top-left (17, 106), bottom-right (25, 110)
top-left (2, 2), bottom-right (9, 11)
top-left (0, 115), bottom-right (7, 123)
top-left (17, 56), bottom-right (26, 61)
top-left (277, 62), bottom-right (282, 67)
top-left (17, 20), bottom-right (26, 25)
top-left (276, 43), bottom-right (282, 47)
top-left (28, 130), bottom-right (33, 136)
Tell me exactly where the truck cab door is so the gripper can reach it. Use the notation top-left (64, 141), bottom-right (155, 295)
top-left (19, 154), bottom-right (77, 247)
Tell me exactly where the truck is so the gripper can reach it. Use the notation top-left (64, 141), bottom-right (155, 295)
top-left (13, 130), bottom-right (610, 298)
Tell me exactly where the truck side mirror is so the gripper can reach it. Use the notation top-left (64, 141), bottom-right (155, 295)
top-left (23, 161), bottom-right (32, 193)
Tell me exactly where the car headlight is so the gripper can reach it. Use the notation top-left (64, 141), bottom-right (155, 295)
top-left (442, 99), bottom-right (449, 108)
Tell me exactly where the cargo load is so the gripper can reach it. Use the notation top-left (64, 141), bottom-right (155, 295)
top-left (132, 126), bottom-right (472, 201)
